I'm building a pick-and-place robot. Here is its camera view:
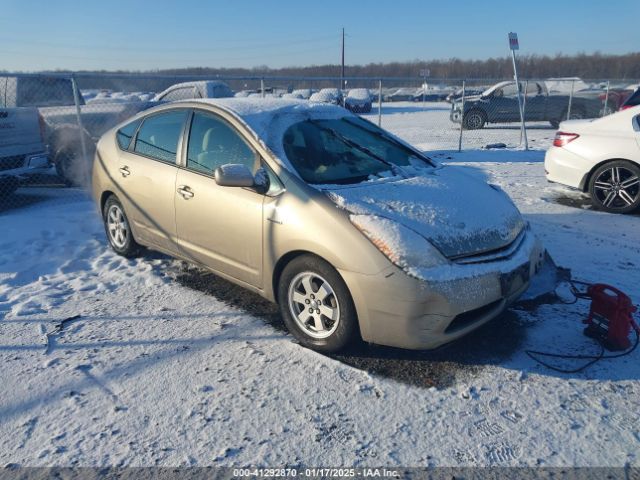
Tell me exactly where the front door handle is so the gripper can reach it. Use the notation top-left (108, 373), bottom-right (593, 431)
top-left (119, 166), bottom-right (130, 177)
top-left (177, 185), bottom-right (194, 199)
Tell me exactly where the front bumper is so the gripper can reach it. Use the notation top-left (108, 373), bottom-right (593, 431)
top-left (339, 231), bottom-right (545, 350)
top-left (450, 108), bottom-right (462, 123)
top-left (0, 152), bottom-right (52, 180)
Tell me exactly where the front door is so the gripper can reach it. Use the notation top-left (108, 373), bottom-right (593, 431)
top-left (175, 110), bottom-right (264, 287)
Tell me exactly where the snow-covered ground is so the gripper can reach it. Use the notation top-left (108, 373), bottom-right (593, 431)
top-left (0, 104), bottom-right (639, 468)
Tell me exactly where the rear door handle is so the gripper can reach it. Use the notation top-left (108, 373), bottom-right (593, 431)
top-left (177, 185), bottom-right (194, 199)
top-left (119, 166), bottom-right (130, 177)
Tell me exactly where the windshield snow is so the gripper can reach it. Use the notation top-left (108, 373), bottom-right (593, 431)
top-left (282, 116), bottom-right (432, 185)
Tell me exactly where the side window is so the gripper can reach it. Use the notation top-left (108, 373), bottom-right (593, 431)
top-left (501, 83), bottom-right (519, 97)
top-left (134, 110), bottom-right (187, 164)
top-left (186, 111), bottom-right (258, 175)
top-left (161, 87), bottom-right (199, 102)
top-left (116, 118), bottom-right (142, 150)
top-left (526, 83), bottom-right (541, 96)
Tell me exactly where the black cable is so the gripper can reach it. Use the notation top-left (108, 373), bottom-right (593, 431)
top-left (525, 278), bottom-right (640, 373)
top-left (525, 328), bottom-right (639, 374)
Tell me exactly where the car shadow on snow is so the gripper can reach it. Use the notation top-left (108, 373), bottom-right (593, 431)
top-left (171, 260), bottom-right (558, 390)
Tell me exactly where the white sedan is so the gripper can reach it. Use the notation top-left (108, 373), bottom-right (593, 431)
top-left (545, 106), bottom-right (640, 213)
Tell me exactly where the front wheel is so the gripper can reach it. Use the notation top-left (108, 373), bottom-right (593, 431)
top-left (278, 255), bottom-right (358, 353)
top-left (463, 110), bottom-right (486, 129)
top-left (588, 161), bottom-right (640, 214)
top-left (102, 195), bottom-right (141, 257)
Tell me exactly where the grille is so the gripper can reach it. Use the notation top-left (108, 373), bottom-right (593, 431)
top-left (0, 155), bottom-right (26, 172)
top-left (451, 230), bottom-right (526, 265)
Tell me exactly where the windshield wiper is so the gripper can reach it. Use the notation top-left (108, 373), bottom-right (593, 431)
top-left (308, 119), bottom-right (407, 178)
top-left (342, 117), bottom-right (435, 167)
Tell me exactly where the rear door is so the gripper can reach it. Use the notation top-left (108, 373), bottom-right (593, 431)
top-left (523, 82), bottom-right (547, 121)
top-left (115, 109), bottom-right (188, 254)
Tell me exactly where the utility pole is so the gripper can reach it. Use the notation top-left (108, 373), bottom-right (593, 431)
top-left (341, 28), bottom-right (345, 90)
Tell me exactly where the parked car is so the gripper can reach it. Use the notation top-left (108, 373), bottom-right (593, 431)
top-left (309, 88), bottom-right (343, 105)
top-left (153, 80), bottom-right (233, 102)
top-left (620, 87), bottom-right (640, 111)
top-left (0, 106), bottom-right (51, 196)
top-left (545, 106), bottom-right (640, 213)
top-left (92, 98), bottom-right (544, 352)
top-left (445, 88), bottom-right (485, 103)
top-left (345, 89), bottom-right (372, 113)
top-left (291, 89), bottom-right (314, 100)
top-left (234, 90), bottom-right (257, 98)
top-left (450, 81), bottom-right (603, 129)
top-left (383, 88), bottom-right (419, 102)
top-left (1, 75), bottom-right (152, 186)
top-left (412, 89), bottom-right (451, 102)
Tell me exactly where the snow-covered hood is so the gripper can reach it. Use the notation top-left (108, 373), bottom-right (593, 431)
top-left (452, 95), bottom-right (483, 107)
top-left (326, 167), bottom-right (525, 259)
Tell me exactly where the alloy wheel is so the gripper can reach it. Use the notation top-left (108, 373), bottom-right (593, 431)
top-left (287, 272), bottom-right (341, 339)
top-left (107, 204), bottom-right (130, 249)
top-left (593, 166), bottom-right (640, 210)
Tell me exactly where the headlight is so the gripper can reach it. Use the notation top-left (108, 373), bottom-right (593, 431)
top-left (350, 215), bottom-right (447, 273)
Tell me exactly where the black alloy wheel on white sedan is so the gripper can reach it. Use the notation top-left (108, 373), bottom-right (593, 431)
top-left (588, 160), bottom-right (640, 213)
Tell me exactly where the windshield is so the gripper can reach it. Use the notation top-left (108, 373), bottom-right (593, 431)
top-left (282, 116), bottom-right (432, 185)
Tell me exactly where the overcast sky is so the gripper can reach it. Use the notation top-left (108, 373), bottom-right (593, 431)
top-left (2, 0), bottom-right (638, 71)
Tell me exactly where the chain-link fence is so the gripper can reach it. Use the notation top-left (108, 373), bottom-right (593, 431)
top-left (1, 72), bottom-right (637, 210)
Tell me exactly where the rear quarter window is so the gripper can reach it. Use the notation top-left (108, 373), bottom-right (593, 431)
top-left (116, 119), bottom-right (142, 150)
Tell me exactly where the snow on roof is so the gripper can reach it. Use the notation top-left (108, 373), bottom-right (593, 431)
top-left (190, 97), bottom-right (351, 172)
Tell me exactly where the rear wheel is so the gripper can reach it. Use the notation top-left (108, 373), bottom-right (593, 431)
top-left (588, 161), bottom-right (640, 213)
top-left (278, 255), bottom-right (358, 353)
top-left (102, 195), bottom-right (141, 257)
top-left (54, 147), bottom-right (78, 186)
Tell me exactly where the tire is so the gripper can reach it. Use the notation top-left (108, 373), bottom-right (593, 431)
top-left (51, 128), bottom-right (94, 187)
top-left (277, 255), bottom-right (358, 353)
top-left (588, 160), bottom-right (640, 214)
top-left (102, 195), bottom-right (141, 257)
top-left (463, 109), bottom-right (486, 130)
top-left (54, 147), bottom-right (77, 187)
top-left (54, 144), bottom-right (93, 187)
top-left (0, 178), bottom-right (19, 198)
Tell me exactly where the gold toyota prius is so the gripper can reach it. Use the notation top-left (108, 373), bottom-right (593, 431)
top-left (92, 98), bottom-right (545, 352)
